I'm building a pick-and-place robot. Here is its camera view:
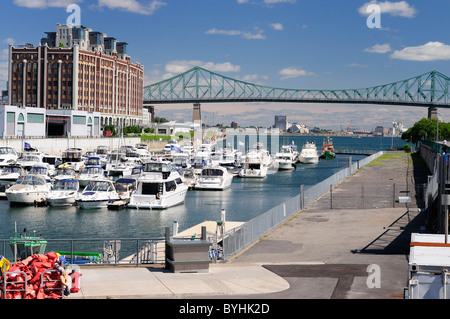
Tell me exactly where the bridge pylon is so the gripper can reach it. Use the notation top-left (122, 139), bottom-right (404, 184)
top-left (428, 106), bottom-right (437, 120)
top-left (193, 103), bottom-right (201, 122)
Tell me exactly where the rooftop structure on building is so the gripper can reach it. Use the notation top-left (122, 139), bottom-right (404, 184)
top-left (7, 24), bottom-right (144, 138)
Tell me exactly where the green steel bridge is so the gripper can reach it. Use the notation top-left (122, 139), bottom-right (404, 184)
top-left (143, 67), bottom-right (450, 116)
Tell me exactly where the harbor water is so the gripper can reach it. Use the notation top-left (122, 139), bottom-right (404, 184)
top-left (0, 136), bottom-right (407, 243)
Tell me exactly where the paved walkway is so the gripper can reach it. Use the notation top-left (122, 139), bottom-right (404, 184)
top-left (67, 152), bottom-right (429, 299)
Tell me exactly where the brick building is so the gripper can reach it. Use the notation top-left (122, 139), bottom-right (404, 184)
top-left (7, 24), bottom-right (144, 137)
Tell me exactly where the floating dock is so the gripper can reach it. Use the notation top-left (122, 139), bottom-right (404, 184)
top-left (175, 220), bottom-right (245, 242)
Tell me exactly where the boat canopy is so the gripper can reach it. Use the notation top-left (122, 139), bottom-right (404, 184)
top-left (15, 175), bottom-right (46, 185)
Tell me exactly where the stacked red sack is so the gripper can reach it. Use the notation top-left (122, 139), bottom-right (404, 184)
top-left (1, 252), bottom-right (66, 299)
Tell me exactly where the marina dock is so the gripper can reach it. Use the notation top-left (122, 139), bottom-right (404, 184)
top-left (65, 152), bottom-right (428, 299)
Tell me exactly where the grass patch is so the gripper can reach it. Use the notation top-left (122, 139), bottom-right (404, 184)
top-left (365, 152), bottom-right (409, 167)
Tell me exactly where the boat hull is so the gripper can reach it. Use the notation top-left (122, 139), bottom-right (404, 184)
top-left (128, 190), bottom-right (187, 210)
top-left (76, 199), bottom-right (111, 209)
top-left (6, 191), bottom-right (49, 205)
top-left (298, 156), bottom-right (319, 164)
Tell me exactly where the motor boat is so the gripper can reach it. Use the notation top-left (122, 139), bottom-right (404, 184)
top-left (216, 147), bottom-right (237, 167)
top-left (5, 174), bottom-right (51, 206)
top-left (46, 179), bottom-right (79, 207)
top-left (61, 148), bottom-right (84, 172)
top-left (107, 178), bottom-right (137, 210)
top-left (75, 180), bottom-right (120, 209)
top-left (194, 166), bottom-right (233, 190)
top-left (0, 147), bottom-right (19, 167)
top-left (172, 153), bottom-right (191, 169)
top-left (28, 165), bottom-right (53, 187)
top-left (298, 141), bottom-right (319, 164)
top-left (238, 147), bottom-right (270, 178)
top-left (128, 161), bottom-right (188, 210)
top-left (105, 151), bottom-right (135, 178)
top-left (192, 151), bottom-right (212, 175)
top-left (320, 136), bottom-right (336, 160)
top-left (274, 145), bottom-right (297, 170)
top-left (77, 166), bottom-right (106, 187)
top-left (16, 153), bottom-right (45, 171)
top-left (0, 165), bottom-right (25, 183)
top-left (52, 165), bottom-right (77, 182)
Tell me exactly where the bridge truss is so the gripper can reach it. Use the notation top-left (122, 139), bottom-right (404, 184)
top-left (143, 67), bottom-right (450, 108)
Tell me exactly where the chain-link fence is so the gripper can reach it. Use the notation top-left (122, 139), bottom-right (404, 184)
top-left (222, 152), bottom-right (383, 259)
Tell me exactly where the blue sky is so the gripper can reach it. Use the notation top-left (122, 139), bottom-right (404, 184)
top-left (1, 0), bottom-right (450, 131)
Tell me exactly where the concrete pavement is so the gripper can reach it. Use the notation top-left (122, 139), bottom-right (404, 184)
top-left (67, 152), bottom-right (430, 299)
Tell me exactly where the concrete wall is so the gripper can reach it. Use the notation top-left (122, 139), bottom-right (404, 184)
top-left (0, 137), bottom-right (142, 155)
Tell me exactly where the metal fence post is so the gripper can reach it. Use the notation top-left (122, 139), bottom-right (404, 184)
top-left (330, 184), bottom-right (333, 209)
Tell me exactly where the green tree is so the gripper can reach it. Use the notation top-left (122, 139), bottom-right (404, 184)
top-left (402, 118), bottom-right (450, 146)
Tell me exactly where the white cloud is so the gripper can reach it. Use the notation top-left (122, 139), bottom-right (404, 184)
top-left (236, 0), bottom-right (249, 3)
top-left (270, 23), bottom-right (283, 31)
top-left (206, 28), bottom-right (265, 40)
top-left (364, 43), bottom-right (392, 54)
top-left (13, 0), bottom-right (83, 9)
top-left (164, 60), bottom-right (240, 76)
top-left (278, 67), bottom-right (315, 80)
top-left (358, 1), bottom-right (417, 18)
top-left (391, 41), bottom-right (450, 61)
top-left (97, 0), bottom-right (166, 15)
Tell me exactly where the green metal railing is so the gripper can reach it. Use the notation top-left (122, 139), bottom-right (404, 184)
top-left (144, 67), bottom-right (450, 107)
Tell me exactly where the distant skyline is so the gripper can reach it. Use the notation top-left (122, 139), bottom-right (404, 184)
top-left (1, 0), bottom-right (450, 130)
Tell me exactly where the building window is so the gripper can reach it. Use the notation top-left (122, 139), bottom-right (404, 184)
top-left (73, 115), bottom-right (86, 124)
top-left (27, 113), bottom-right (44, 123)
top-left (7, 112), bottom-right (15, 122)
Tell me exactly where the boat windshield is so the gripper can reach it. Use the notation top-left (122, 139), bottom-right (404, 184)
top-left (54, 181), bottom-right (78, 191)
top-left (85, 158), bottom-right (100, 166)
top-left (15, 175), bottom-right (45, 185)
top-left (81, 167), bottom-right (103, 175)
top-left (29, 167), bottom-right (48, 175)
top-left (144, 162), bottom-right (171, 173)
top-left (23, 156), bottom-right (40, 162)
top-left (85, 181), bottom-right (112, 192)
top-left (55, 168), bottom-right (75, 175)
top-left (3, 166), bottom-right (21, 173)
top-left (202, 168), bottom-right (224, 176)
top-left (0, 147), bottom-right (16, 155)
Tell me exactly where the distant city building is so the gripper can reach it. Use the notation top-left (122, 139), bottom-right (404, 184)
top-left (287, 123), bottom-right (309, 134)
top-left (274, 115), bottom-right (288, 131)
top-left (7, 23), bottom-right (144, 137)
top-left (231, 121), bottom-right (238, 129)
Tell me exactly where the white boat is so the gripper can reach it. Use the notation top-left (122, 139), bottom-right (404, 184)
top-left (274, 145), bottom-right (297, 170)
top-left (217, 147), bottom-right (237, 167)
top-left (75, 180), bottom-right (120, 209)
top-left (0, 165), bottom-right (25, 182)
top-left (105, 151), bottom-right (135, 178)
top-left (298, 141), bottom-right (319, 164)
top-left (17, 153), bottom-right (45, 171)
top-left (0, 147), bottom-right (19, 167)
top-left (172, 152), bottom-right (191, 169)
top-left (6, 174), bottom-right (51, 206)
top-left (194, 166), bottom-right (233, 190)
top-left (192, 151), bottom-right (212, 175)
top-left (238, 145), bottom-right (273, 178)
top-left (77, 166), bottom-right (106, 187)
top-left (46, 179), bottom-right (79, 207)
top-left (61, 148), bottom-right (84, 172)
top-left (128, 161), bottom-right (188, 210)
top-left (52, 165), bottom-right (77, 181)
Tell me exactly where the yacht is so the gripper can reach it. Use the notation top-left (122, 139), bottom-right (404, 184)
top-left (46, 179), bottom-right (79, 207)
top-left (75, 180), bottom-right (120, 209)
top-left (5, 174), bottom-right (51, 206)
top-left (172, 153), bottom-right (191, 169)
top-left (298, 141), bottom-right (319, 164)
top-left (192, 151), bottom-right (212, 175)
top-left (0, 165), bottom-right (25, 183)
top-left (105, 151), bottom-right (135, 178)
top-left (274, 145), bottom-right (297, 170)
top-left (61, 148), bottom-right (84, 172)
top-left (238, 145), bottom-right (274, 178)
top-left (128, 161), bottom-right (188, 210)
top-left (52, 165), bottom-right (77, 182)
top-left (217, 147), bottom-right (237, 167)
top-left (77, 166), bottom-right (106, 187)
top-left (17, 153), bottom-right (45, 171)
top-left (194, 166), bottom-right (233, 190)
top-left (0, 147), bottom-right (19, 167)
